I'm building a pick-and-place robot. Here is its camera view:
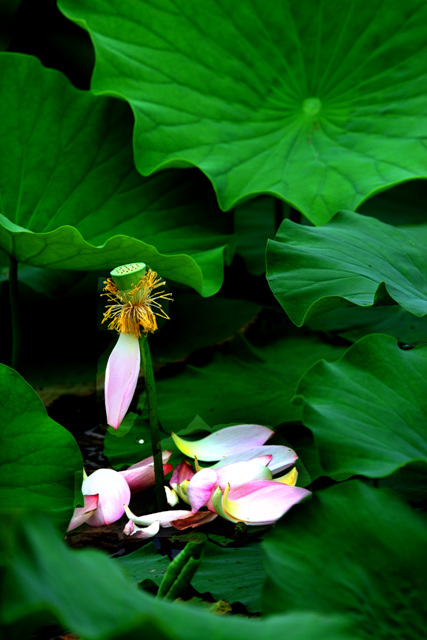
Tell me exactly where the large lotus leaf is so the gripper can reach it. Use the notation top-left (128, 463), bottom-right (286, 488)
top-left (59, 0), bottom-right (427, 224)
top-left (295, 334), bottom-right (427, 480)
top-left (267, 211), bottom-right (427, 326)
top-left (119, 539), bottom-right (264, 613)
top-left (307, 304), bottom-right (427, 345)
top-left (192, 541), bottom-right (264, 613)
top-left (0, 53), bottom-right (234, 297)
top-left (263, 481), bottom-right (427, 640)
top-left (148, 332), bottom-right (345, 431)
top-left (0, 364), bottom-right (83, 530)
top-left (0, 513), bottom-right (359, 640)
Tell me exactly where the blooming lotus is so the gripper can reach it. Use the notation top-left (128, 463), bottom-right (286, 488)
top-left (102, 263), bottom-right (172, 429)
top-left (68, 452), bottom-right (172, 531)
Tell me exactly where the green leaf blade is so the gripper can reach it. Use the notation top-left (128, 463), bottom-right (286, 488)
top-left (0, 365), bottom-right (83, 530)
top-left (297, 334), bottom-right (427, 479)
top-left (0, 53), bottom-right (234, 296)
top-left (263, 481), bottom-right (427, 640)
top-left (267, 211), bottom-right (427, 326)
top-left (59, 0), bottom-right (427, 222)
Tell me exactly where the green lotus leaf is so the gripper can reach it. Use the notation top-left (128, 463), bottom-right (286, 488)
top-left (267, 211), bottom-right (427, 326)
top-left (59, 0), bottom-right (427, 223)
top-left (307, 304), bottom-right (427, 345)
top-left (263, 481), bottom-right (427, 640)
top-left (1, 512), bottom-right (359, 640)
top-left (0, 53), bottom-right (234, 296)
top-left (295, 334), bottom-right (427, 480)
top-left (150, 331), bottom-right (345, 430)
top-left (0, 364), bottom-right (83, 531)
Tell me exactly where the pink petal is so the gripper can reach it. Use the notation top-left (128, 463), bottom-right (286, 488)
top-left (171, 424), bottom-right (274, 461)
top-left (67, 494), bottom-right (99, 532)
top-left (105, 333), bottom-right (140, 429)
top-left (124, 504), bottom-right (193, 528)
top-left (212, 445), bottom-right (297, 474)
top-left (83, 468), bottom-right (131, 527)
top-left (215, 460), bottom-right (273, 487)
top-left (186, 468), bottom-right (217, 511)
top-left (170, 511), bottom-right (218, 530)
top-left (170, 460), bottom-right (195, 486)
top-left (220, 481), bottom-right (310, 525)
top-left (120, 451), bottom-right (172, 493)
top-left (123, 519), bottom-right (160, 539)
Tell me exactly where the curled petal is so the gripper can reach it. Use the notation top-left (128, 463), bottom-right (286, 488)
top-left (67, 494), bottom-right (99, 532)
top-left (120, 451), bottom-right (172, 493)
top-left (274, 467), bottom-right (299, 486)
top-left (213, 445), bottom-right (297, 474)
top-left (172, 479), bottom-right (191, 504)
top-left (215, 460), bottom-right (272, 487)
top-left (215, 481), bottom-right (310, 526)
top-left (188, 461), bottom-right (272, 513)
top-left (186, 468), bottom-right (217, 511)
top-left (83, 468), bottom-right (131, 526)
top-left (170, 460), bottom-right (195, 486)
top-left (105, 333), bottom-right (140, 430)
top-left (170, 511), bottom-right (218, 530)
top-left (171, 424), bottom-right (274, 461)
top-left (123, 519), bottom-right (160, 539)
top-left (124, 504), bottom-right (193, 528)
top-left (165, 486), bottom-right (179, 507)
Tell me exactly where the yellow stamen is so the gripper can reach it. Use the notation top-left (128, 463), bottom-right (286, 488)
top-left (101, 269), bottom-right (173, 338)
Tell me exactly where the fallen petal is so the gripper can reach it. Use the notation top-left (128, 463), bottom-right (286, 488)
top-left (274, 467), bottom-right (299, 486)
top-left (212, 445), bottom-right (297, 474)
top-left (165, 486), bottom-right (179, 507)
top-left (83, 468), bottom-right (131, 526)
top-left (124, 504), bottom-right (193, 528)
top-left (214, 460), bottom-right (273, 487)
top-left (67, 494), bottom-right (99, 532)
top-left (120, 451), bottom-right (173, 493)
top-left (170, 511), bottom-right (218, 530)
top-left (220, 481), bottom-right (310, 526)
top-left (105, 332), bottom-right (140, 430)
top-left (170, 460), bottom-right (195, 486)
top-left (123, 519), bottom-right (160, 539)
top-left (171, 424), bottom-right (274, 461)
top-left (186, 468), bottom-right (217, 511)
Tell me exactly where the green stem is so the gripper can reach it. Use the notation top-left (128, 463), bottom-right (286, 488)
top-left (9, 256), bottom-right (22, 370)
top-left (140, 335), bottom-right (166, 511)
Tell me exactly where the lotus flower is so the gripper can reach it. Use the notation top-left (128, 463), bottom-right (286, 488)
top-left (68, 452), bottom-right (172, 531)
